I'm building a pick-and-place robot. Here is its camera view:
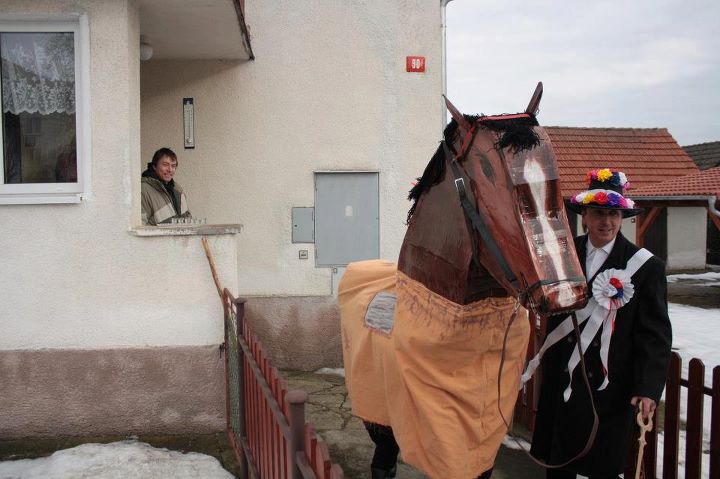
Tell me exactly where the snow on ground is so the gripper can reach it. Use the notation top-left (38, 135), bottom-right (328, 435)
top-left (0, 441), bottom-right (233, 479)
top-left (668, 302), bottom-right (720, 386)
top-left (501, 434), bottom-right (531, 451)
top-left (667, 272), bottom-right (720, 283)
top-left (657, 301), bottom-right (719, 479)
top-left (314, 367), bottom-right (345, 377)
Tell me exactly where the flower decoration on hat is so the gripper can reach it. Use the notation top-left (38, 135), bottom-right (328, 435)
top-left (585, 168), bottom-right (630, 190)
top-left (568, 167), bottom-right (642, 218)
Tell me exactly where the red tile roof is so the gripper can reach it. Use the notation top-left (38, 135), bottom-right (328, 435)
top-left (545, 127), bottom-right (699, 198)
top-left (632, 166), bottom-right (720, 199)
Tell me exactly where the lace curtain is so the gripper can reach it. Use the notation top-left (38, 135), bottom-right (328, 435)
top-left (1, 32), bottom-right (75, 115)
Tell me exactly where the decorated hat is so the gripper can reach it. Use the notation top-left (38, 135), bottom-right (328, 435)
top-left (567, 168), bottom-right (643, 218)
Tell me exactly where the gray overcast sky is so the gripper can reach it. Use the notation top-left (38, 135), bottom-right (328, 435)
top-left (446, 0), bottom-right (720, 146)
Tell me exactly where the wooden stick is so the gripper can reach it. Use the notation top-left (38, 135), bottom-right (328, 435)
top-left (634, 406), bottom-right (654, 479)
top-left (201, 237), bottom-right (223, 299)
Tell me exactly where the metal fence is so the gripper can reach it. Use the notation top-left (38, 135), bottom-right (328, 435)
top-left (517, 316), bottom-right (720, 479)
top-left (223, 290), bottom-right (344, 479)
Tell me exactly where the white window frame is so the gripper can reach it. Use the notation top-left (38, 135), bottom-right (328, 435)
top-left (0, 15), bottom-right (91, 205)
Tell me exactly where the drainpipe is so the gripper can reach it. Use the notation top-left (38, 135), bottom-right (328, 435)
top-left (441, 0), bottom-right (454, 132)
top-left (709, 196), bottom-right (720, 218)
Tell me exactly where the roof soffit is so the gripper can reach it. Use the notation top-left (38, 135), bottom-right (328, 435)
top-left (138, 0), bottom-right (253, 61)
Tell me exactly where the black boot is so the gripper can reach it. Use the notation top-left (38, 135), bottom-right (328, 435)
top-left (364, 422), bottom-right (399, 478)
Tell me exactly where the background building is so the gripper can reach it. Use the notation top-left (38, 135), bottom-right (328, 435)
top-left (547, 127), bottom-right (707, 270)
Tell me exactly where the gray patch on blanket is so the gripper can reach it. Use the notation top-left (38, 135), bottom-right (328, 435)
top-left (364, 291), bottom-right (397, 334)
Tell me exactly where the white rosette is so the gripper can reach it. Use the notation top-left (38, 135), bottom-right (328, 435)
top-left (590, 268), bottom-right (635, 392)
top-left (592, 269), bottom-right (634, 310)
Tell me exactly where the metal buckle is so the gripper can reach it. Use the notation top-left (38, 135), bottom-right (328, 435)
top-left (454, 177), bottom-right (466, 196)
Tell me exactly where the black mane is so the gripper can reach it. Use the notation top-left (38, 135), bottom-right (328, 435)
top-left (405, 117), bottom-right (463, 223)
top-left (406, 113), bottom-right (540, 224)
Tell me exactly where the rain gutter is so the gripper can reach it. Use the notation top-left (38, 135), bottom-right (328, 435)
top-left (632, 195), bottom-right (720, 217)
top-left (441, 0), bottom-right (454, 131)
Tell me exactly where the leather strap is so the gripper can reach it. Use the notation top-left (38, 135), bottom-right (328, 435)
top-left (498, 308), bottom-right (599, 469)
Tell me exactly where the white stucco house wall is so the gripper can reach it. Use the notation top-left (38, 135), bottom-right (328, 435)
top-left (0, 0), bottom-right (447, 438)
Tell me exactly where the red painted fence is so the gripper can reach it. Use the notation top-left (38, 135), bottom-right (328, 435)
top-left (222, 290), bottom-right (344, 479)
top-left (516, 315), bottom-right (720, 479)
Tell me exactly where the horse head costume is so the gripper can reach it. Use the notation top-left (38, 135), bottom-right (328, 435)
top-left (338, 83), bottom-right (588, 479)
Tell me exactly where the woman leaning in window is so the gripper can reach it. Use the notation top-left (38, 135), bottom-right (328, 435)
top-left (141, 148), bottom-right (191, 225)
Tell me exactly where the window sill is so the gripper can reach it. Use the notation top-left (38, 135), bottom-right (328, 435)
top-left (130, 224), bottom-right (243, 237)
top-left (0, 193), bottom-right (82, 205)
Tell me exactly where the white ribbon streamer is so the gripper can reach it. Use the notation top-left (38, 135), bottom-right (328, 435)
top-left (520, 248), bottom-right (653, 401)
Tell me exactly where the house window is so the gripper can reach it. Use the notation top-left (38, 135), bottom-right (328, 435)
top-left (0, 18), bottom-right (89, 204)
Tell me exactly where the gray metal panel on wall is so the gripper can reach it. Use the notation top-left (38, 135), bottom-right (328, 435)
top-left (292, 207), bottom-right (314, 243)
top-left (315, 172), bottom-right (379, 266)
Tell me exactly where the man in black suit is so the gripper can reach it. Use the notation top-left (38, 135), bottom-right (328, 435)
top-left (529, 169), bottom-right (672, 479)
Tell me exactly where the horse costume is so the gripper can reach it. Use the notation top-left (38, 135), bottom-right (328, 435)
top-left (339, 83), bottom-right (588, 478)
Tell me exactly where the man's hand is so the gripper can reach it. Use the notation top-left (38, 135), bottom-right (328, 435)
top-left (631, 396), bottom-right (656, 419)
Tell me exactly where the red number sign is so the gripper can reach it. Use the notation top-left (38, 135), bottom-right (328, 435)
top-left (406, 56), bottom-right (426, 72)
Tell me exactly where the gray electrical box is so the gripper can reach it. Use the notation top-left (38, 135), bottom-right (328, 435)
top-left (292, 207), bottom-right (314, 243)
top-left (314, 172), bottom-right (379, 266)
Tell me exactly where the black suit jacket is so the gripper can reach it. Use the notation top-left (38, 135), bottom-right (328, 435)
top-left (530, 232), bottom-right (672, 475)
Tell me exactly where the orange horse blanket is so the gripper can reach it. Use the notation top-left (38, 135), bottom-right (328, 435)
top-left (339, 259), bottom-right (530, 479)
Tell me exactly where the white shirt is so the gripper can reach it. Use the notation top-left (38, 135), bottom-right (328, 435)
top-left (586, 237), bottom-right (616, 279)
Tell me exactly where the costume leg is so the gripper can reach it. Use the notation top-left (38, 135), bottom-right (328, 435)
top-left (363, 421), bottom-right (399, 477)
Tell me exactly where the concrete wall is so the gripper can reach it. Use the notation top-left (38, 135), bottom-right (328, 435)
top-left (0, 0), bottom-right (237, 436)
top-left (140, 1), bottom-right (444, 366)
top-left (0, 346), bottom-right (224, 438)
top-left (667, 206), bottom-right (707, 270)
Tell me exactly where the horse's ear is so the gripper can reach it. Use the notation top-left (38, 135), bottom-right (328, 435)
top-left (525, 81), bottom-right (543, 116)
top-left (443, 95), bottom-right (471, 132)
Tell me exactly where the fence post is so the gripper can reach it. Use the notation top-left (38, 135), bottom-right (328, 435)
top-left (235, 297), bottom-right (249, 479)
top-left (687, 359), bottom-right (705, 479)
top-left (663, 352), bottom-right (681, 479)
top-left (286, 389), bottom-right (308, 479)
